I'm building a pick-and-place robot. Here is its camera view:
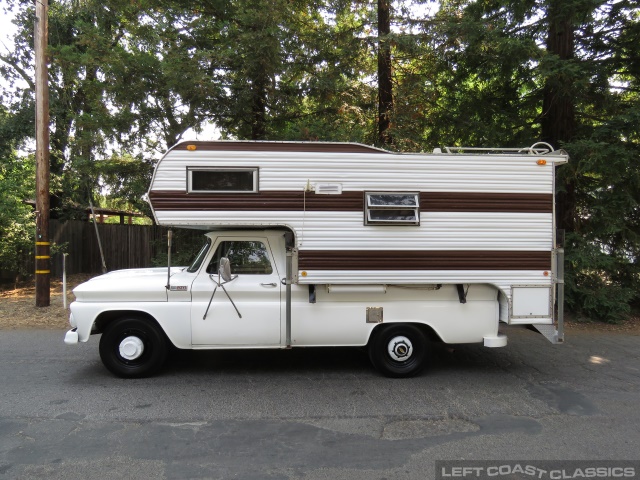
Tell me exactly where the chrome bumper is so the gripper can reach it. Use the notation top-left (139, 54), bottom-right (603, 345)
top-left (484, 333), bottom-right (507, 347)
top-left (64, 328), bottom-right (79, 345)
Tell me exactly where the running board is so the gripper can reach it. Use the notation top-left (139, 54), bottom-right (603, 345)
top-left (532, 324), bottom-right (564, 344)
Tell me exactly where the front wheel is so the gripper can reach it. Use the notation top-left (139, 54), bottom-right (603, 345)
top-left (99, 317), bottom-right (168, 378)
top-left (368, 324), bottom-right (428, 378)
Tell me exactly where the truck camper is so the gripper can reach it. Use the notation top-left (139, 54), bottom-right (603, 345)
top-left (65, 141), bottom-right (568, 378)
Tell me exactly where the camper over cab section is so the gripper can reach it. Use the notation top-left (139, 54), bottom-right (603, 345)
top-left (65, 141), bottom-right (568, 378)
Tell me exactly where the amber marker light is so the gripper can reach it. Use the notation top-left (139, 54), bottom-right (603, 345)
top-left (301, 271), bottom-right (308, 277)
top-left (537, 159), bottom-right (547, 166)
top-left (543, 271), bottom-right (549, 276)
top-left (186, 144), bottom-right (197, 151)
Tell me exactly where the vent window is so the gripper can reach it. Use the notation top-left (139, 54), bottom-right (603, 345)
top-left (365, 192), bottom-right (420, 225)
top-left (188, 167), bottom-right (258, 193)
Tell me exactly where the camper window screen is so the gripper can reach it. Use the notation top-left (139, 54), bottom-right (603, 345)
top-left (365, 192), bottom-right (420, 225)
top-left (188, 168), bottom-right (258, 193)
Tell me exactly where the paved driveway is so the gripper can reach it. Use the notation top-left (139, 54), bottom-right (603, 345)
top-left (0, 327), bottom-right (639, 479)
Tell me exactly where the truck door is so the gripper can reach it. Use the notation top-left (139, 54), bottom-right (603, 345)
top-left (190, 237), bottom-right (282, 346)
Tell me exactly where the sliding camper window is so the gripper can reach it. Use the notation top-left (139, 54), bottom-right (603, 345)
top-left (188, 167), bottom-right (258, 193)
top-left (364, 192), bottom-right (420, 225)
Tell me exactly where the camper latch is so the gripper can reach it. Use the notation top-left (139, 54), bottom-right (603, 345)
top-left (456, 284), bottom-right (468, 304)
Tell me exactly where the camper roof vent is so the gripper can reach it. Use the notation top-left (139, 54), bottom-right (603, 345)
top-left (315, 183), bottom-right (343, 195)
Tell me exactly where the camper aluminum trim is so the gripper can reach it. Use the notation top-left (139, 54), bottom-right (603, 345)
top-left (170, 140), bottom-right (390, 154)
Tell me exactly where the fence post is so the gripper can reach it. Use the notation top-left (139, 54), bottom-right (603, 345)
top-left (62, 253), bottom-right (68, 309)
top-left (89, 200), bottom-right (107, 273)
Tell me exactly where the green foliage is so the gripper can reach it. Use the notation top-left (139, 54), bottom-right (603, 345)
top-left (565, 233), bottom-right (635, 322)
top-left (559, 108), bottom-right (640, 321)
top-left (151, 229), bottom-right (208, 268)
top-left (389, 0), bottom-right (544, 149)
top-left (210, 0), bottom-right (377, 141)
top-left (0, 91), bottom-right (37, 278)
top-left (0, 148), bottom-right (35, 275)
top-left (93, 153), bottom-right (156, 219)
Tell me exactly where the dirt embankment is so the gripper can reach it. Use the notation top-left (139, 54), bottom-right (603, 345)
top-left (1, 275), bottom-right (639, 333)
top-left (0, 275), bottom-right (93, 330)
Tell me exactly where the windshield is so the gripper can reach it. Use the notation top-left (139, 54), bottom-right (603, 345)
top-left (187, 237), bottom-right (212, 273)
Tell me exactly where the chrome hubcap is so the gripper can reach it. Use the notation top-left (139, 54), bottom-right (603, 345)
top-left (119, 336), bottom-right (145, 360)
top-left (388, 336), bottom-right (413, 361)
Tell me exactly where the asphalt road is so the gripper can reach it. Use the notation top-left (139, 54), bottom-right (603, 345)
top-left (0, 326), bottom-right (639, 479)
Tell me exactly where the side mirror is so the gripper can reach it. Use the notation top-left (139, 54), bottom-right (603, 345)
top-left (219, 257), bottom-right (233, 282)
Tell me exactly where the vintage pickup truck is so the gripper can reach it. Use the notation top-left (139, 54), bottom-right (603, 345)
top-left (64, 141), bottom-right (567, 378)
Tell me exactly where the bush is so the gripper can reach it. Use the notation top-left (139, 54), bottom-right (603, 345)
top-left (151, 228), bottom-right (207, 268)
top-left (564, 233), bottom-right (636, 323)
top-left (0, 153), bottom-right (35, 278)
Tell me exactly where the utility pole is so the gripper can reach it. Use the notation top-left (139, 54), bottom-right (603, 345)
top-left (35, 0), bottom-right (50, 307)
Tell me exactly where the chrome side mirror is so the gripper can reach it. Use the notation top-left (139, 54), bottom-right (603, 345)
top-left (219, 257), bottom-right (233, 282)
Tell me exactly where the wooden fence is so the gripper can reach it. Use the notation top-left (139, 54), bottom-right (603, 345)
top-left (49, 220), bottom-right (167, 276)
top-left (0, 221), bottom-right (166, 282)
top-left (1, 220), bottom-right (208, 283)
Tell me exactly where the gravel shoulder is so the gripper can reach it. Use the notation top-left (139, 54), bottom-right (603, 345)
top-left (1, 275), bottom-right (639, 334)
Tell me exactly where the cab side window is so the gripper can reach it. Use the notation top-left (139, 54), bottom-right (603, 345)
top-left (207, 241), bottom-right (273, 275)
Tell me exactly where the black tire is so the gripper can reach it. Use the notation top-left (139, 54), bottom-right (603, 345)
top-left (99, 317), bottom-right (168, 378)
top-left (368, 324), bottom-right (428, 378)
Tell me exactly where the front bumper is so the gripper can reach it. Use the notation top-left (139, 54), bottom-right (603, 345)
top-left (64, 328), bottom-right (79, 345)
top-left (483, 333), bottom-right (507, 347)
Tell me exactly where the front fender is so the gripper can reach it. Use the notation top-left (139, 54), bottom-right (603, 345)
top-left (69, 301), bottom-right (192, 349)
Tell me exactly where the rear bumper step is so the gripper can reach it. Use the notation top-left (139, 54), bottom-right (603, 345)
top-left (484, 334), bottom-right (507, 347)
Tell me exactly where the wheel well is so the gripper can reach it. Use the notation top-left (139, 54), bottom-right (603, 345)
top-left (368, 322), bottom-right (443, 345)
top-left (94, 310), bottom-right (160, 335)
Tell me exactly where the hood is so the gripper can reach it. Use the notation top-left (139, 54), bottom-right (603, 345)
top-left (73, 267), bottom-right (185, 302)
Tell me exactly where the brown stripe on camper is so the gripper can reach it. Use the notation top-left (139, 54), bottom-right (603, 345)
top-left (149, 191), bottom-right (552, 213)
top-left (420, 192), bottom-right (552, 213)
top-left (149, 191), bottom-right (363, 210)
top-left (172, 141), bottom-right (387, 154)
top-left (298, 250), bottom-right (552, 271)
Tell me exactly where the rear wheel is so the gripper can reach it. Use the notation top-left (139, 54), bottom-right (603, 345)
top-left (369, 324), bottom-right (428, 378)
top-left (99, 317), bottom-right (168, 378)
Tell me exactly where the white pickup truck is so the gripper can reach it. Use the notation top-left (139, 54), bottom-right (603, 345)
top-left (65, 229), bottom-right (506, 378)
top-left (64, 140), bottom-right (566, 378)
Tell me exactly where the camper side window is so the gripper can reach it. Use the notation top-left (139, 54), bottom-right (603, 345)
top-left (188, 167), bottom-right (258, 193)
top-left (206, 241), bottom-right (273, 275)
top-left (365, 192), bottom-right (420, 225)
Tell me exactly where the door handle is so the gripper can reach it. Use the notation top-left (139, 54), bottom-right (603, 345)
top-left (260, 283), bottom-right (278, 287)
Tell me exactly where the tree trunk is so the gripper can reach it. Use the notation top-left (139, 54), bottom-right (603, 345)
top-left (251, 71), bottom-right (268, 140)
top-left (541, 0), bottom-right (577, 234)
top-left (377, 0), bottom-right (393, 147)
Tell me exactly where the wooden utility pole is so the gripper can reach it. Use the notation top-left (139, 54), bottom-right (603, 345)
top-left (35, 0), bottom-right (50, 307)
